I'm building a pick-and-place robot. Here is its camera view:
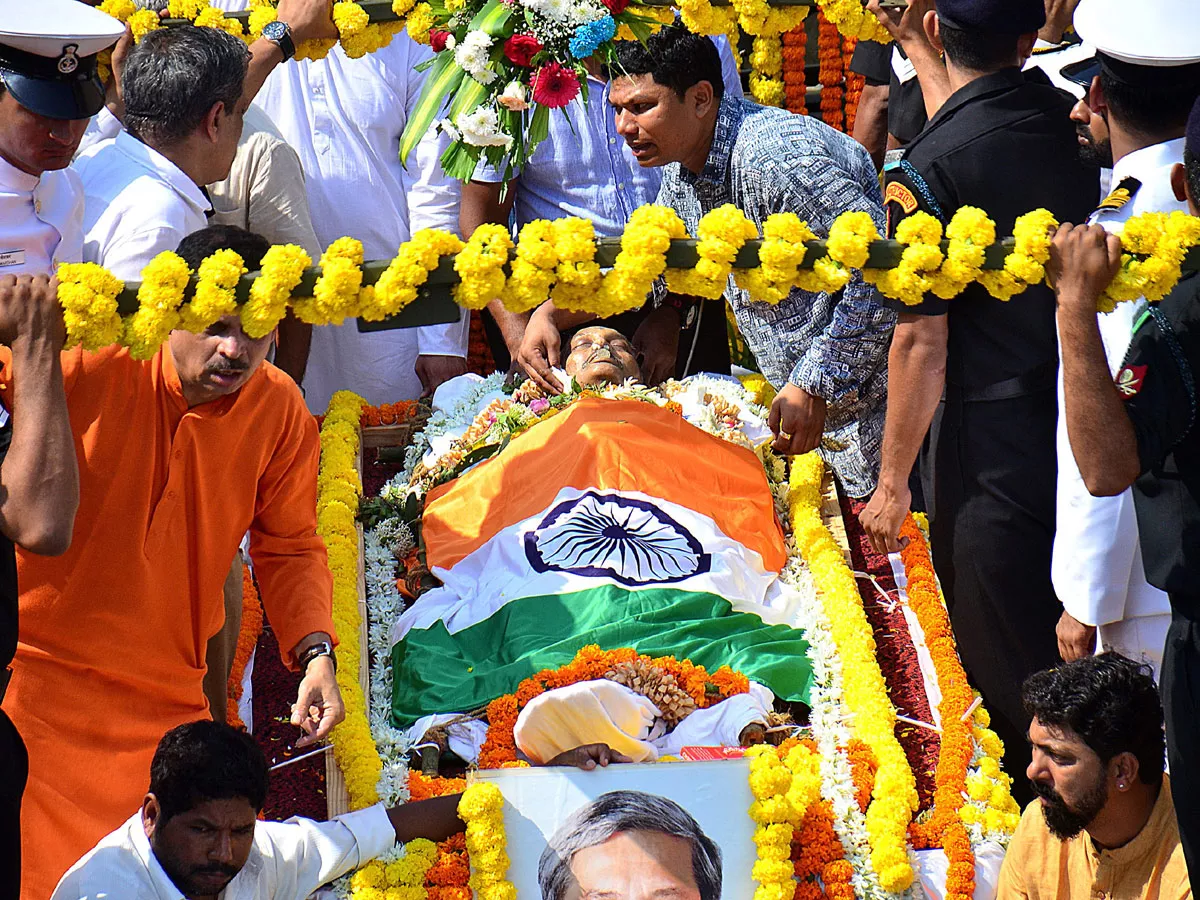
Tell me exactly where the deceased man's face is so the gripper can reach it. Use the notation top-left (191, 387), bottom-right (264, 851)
top-left (564, 830), bottom-right (701, 900)
top-left (564, 327), bottom-right (641, 387)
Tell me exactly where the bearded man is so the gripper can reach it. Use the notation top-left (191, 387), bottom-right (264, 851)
top-left (997, 654), bottom-right (1188, 900)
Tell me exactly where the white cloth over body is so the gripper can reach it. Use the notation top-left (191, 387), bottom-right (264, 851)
top-left (0, 155), bottom-right (83, 276)
top-left (1052, 139), bottom-right (1181, 657)
top-left (74, 130), bottom-right (210, 280)
top-left (513, 679), bottom-right (775, 764)
top-left (51, 806), bottom-right (397, 900)
top-left (234, 15), bottom-right (467, 413)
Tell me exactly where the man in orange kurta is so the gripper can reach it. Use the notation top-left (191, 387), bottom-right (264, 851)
top-left (0, 228), bottom-right (344, 899)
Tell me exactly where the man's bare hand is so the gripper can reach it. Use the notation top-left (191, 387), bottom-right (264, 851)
top-left (867, 0), bottom-right (937, 49)
top-left (275, 0), bottom-right (337, 45)
top-left (545, 743), bottom-right (634, 770)
top-left (1041, 0), bottom-right (1084, 42)
top-left (415, 354), bottom-right (468, 398)
top-left (103, 25), bottom-right (134, 120)
top-left (1047, 223), bottom-right (1124, 312)
top-left (768, 383), bottom-right (826, 455)
top-left (517, 304), bottom-right (565, 394)
top-left (292, 656), bottom-right (345, 748)
top-left (1056, 610), bottom-right (1097, 662)
top-left (0, 275), bottom-right (64, 351)
top-left (861, 481), bottom-right (912, 555)
top-left (632, 305), bottom-right (681, 387)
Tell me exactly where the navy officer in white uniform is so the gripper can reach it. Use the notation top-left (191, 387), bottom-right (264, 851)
top-left (0, 2), bottom-right (122, 895)
top-left (0, 0), bottom-right (123, 276)
top-left (1051, 0), bottom-right (1200, 683)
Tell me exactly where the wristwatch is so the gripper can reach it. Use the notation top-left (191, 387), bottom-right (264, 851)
top-left (299, 640), bottom-right (336, 673)
top-left (261, 20), bottom-right (296, 62)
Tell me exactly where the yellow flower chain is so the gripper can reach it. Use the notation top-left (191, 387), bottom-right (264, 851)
top-left (58, 263), bottom-right (125, 351)
top-left (241, 244), bottom-right (311, 338)
top-left (318, 390), bottom-right (383, 810)
top-left (293, 237), bottom-right (365, 326)
top-left (789, 453), bottom-right (917, 892)
top-left (501, 219), bottom-right (559, 314)
top-left (666, 204), bottom-right (760, 300)
top-left (865, 211), bottom-right (945, 306)
top-left (54, 208), bottom-right (1200, 355)
top-left (125, 251), bottom-right (191, 360)
top-left (366, 229), bottom-right (465, 322)
top-left (814, 0), bottom-right (891, 42)
top-left (455, 224), bottom-right (514, 312)
top-left (459, 783), bottom-right (516, 900)
top-left (180, 249), bottom-right (245, 333)
top-left (748, 33), bottom-right (786, 107)
top-left (348, 837), bottom-right (439, 900)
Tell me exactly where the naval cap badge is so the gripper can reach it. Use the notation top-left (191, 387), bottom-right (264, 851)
top-left (57, 44), bottom-right (80, 75)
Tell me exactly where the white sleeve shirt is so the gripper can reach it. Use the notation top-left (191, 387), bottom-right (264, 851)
top-left (249, 35), bottom-right (468, 412)
top-left (51, 805), bottom-right (398, 900)
top-left (0, 155), bottom-right (84, 276)
top-left (73, 131), bottom-right (211, 281)
top-left (1051, 139), bottom-right (1183, 628)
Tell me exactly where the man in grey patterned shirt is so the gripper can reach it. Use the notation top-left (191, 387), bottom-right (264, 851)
top-left (609, 25), bottom-right (894, 498)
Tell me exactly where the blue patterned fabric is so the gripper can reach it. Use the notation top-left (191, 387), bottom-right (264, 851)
top-left (655, 96), bottom-right (895, 497)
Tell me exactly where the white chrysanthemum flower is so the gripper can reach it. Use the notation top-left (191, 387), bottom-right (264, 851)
top-left (456, 105), bottom-right (513, 149)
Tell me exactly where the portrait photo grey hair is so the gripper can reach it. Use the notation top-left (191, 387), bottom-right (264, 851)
top-left (536, 790), bottom-right (723, 900)
top-left (119, 24), bottom-right (250, 147)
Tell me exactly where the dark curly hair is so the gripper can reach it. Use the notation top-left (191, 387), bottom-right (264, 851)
top-left (149, 721), bottom-right (269, 823)
top-left (1022, 653), bottom-right (1164, 787)
top-left (612, 23), bottom-right (725, 102)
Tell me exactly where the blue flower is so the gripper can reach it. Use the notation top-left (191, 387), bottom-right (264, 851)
top-left (569, 16), bottom-right (616, 60)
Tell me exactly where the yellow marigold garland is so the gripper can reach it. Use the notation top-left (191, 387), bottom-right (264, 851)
top-left (789, 453), bottom-right (917, 892)
top-left (349, 837), bottom-right (440, 899)
top-left (58, 263), bottom-right (125, 351)
top-left (241, 244), bottom-right (311, 339)
top-left (455, 224), bottom-right (514, 312)
top-left (180, 248), bottom-right (245, 333)
top-left (53, 208), bottom-right (1200, 355)
top-left (749, 34), bottom-right (786, 107)
top-left (124, 251), bottom-right (191, 360)
top-left (318, 390), bottom-right (382, 809)
top-left (458, 783), bottom-right (514, 900)
top-left (294, 237), bottom-right (365, 326)
top-left (666, 204), bottom-right (760, 300)
top-left (814, 0), bottom-right (890, 42)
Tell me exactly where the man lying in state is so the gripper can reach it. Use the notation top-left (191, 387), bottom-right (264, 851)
top-left (52, 721), bottom-right (627, 900)
top-left (385, 325), bottom-right (811, 767)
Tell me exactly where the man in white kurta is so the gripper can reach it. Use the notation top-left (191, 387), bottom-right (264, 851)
top-left (213, 0), bottom-right (468, 412)
top-left (1050, 0), bottom-right (1200, 682)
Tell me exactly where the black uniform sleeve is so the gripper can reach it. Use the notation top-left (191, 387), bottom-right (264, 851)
top-left (1122, 311), bottom-right (1198, 473)
top-left (850, 39), bottom-right (891, 87)
top-left (880, 163), bottom-right (950, 317)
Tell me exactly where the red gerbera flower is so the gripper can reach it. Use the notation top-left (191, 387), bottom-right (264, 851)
top-left (531, 62), bottom-right (580, 108)
top-left (429, 29), bottom-right (452, 52)
top-left (602, 0), bottom-right (629, 13)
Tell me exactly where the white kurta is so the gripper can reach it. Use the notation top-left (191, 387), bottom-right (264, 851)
top-left (1052, 139), bottom-right (1184, 683)
top-left (73, 131), bottom-right (211, 280)
top-left (52, 805), bottom-right (397, 900)
top-left (0, 155), bottom-right (84, 275)
top-left (213, 1), bottom-right (467, 412)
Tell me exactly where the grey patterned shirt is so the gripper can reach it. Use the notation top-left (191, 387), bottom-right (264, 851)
top-left (655, 95), bottom-right (894, 498)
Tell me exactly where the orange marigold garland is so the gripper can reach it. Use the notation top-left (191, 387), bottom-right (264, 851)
top-left (782, 25), bottom-right (808, 115)
top-left (478, 644), bottom-right (750, 768)
top-left (899, 515), bottom-right (975, 900)
top-left (226, 564), bottom-right (264, 730)
top-left (817, 9), bottom-right (845, 132)
top-left (843, 34), bottom-right (864, 134)
top-left (361, 400), bottom-right (420, 427)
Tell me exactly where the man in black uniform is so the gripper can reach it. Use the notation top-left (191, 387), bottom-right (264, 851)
top-left (1051, 99), bottom-right (1200, 882)
top-left (860, 0), bottom-right (1099, 797)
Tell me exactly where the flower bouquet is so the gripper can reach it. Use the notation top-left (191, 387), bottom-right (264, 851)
top-left (398, 0), bottom-right (676, 181)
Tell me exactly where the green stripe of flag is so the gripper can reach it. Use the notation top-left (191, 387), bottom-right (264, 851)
top-left (391, 587), bottom-right (812, 726)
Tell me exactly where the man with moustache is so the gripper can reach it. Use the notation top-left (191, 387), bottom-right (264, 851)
top-left (997, 654), bottom-right (1188, 900)
top-left (1046, 0), bottom-right (1200, 686)
top-left (3, 225), bottom-right (346, 899)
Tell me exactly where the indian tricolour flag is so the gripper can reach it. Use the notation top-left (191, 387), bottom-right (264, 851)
top-left (389, 397), bottom-right (813, 726)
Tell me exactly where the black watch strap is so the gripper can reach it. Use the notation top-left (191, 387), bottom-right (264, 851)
top-left (299, 641), bottom-right (336, 673)
top-left (264, 20), bottom-right (296, 62)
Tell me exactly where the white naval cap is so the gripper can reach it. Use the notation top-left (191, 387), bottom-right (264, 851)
top-left (1074, 0), bottom-right (1200, 67)
top-left (0, 0), bottom-right (125, 119)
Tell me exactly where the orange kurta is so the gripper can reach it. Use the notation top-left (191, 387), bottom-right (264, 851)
top-left (0, 346), bottom-right (335, 900)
